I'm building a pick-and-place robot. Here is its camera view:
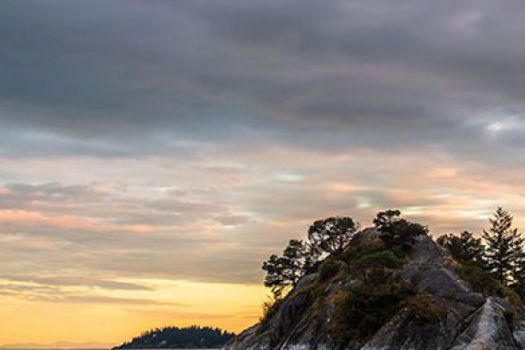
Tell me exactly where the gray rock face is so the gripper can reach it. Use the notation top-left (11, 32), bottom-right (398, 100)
top-left (513, 322), bottom-right (525, 348)
top-left (224, 229), bottom-right (524, 350)
top-left (450, 298), bottom-right (517, 350)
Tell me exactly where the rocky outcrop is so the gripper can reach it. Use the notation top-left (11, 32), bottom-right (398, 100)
top-left (224, 228), bottom-right (525, 350)
top-left (450, 298), bottom-right (516, 350)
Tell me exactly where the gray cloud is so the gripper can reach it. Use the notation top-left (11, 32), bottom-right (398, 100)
top-left (1, 0), bottom-right (525, 159)
top-left (1, 275), bottom-right (152, 291)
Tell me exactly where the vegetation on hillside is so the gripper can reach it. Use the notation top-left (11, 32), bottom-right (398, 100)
top-left (259, 207), bottom-right (525, 343)
top-left (113, 326), bottom-right (235, 349)
top-left (261, 217), bottom-right (359, 298)
top-left (437, 207), bottom-right (525, 298)
top-left (262, 210), bottom-right (427, 299)
top-left (260, 210), bottom-right (431, 341)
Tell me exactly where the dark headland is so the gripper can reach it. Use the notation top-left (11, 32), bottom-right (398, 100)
top-left (113, 326), bottom-right (235, 349)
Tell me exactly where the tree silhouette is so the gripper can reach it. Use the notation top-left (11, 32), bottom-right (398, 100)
top-left (482, 207), bottom-right (525, 285)
top-left (307, 217), bottom-right (358, 257)
top-left (262, 239), bottom-right (317, 298)
top-left (262, 254), bottom-right (288, 298)
top-left (282, 239), bottom-right (318, 279)
top-left (373, 209), bottom-right (402, 230)
top-left (262, 217), bottom-right (358, 298)
top-left (373, 210), bottom-right (428, 250)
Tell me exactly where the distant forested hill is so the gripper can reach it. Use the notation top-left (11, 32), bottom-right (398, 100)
top-left (113, 326), bottom-right (235, 349)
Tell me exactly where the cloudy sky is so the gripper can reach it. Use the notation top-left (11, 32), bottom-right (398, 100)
top-left (2, 0), bottom-right (525, 346)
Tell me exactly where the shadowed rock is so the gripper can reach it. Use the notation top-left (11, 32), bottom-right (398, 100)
top-left (224, 228), bottom-right (525, 350)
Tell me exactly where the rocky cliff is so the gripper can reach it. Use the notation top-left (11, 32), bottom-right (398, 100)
top-left (224, 228), bottom-right (525, 350)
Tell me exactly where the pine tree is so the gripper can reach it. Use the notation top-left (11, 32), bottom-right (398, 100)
top-left (307, 217), bottom-right (358, 257)
top-left (482, 207), bottom-right (525, 285)
top-left (373, 210), bottom-right (428, 251)
top-left (262, 239), bottom-right (318, 298)
top-left (437, 231), bottom-right (485, 267)
top-left (281, 239), bottom-right (313, 285)
top-left (262, 254), bottom-right (287, 298)
top-left (511, 234), bottom-right (525, 295)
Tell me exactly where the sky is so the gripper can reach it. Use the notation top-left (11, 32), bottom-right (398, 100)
top-left (2, 0), bottom-right (525, 346)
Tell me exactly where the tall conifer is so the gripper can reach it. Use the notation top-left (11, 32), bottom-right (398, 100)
top-left (482, 207), bottom-right (525, 284)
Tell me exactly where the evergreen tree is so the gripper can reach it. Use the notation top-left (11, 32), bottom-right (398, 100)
top-left (512, 257), bottom-right (525, 296)
top-left (511, 235), bottom-right (525, 296)
top-left (262, 239), bottom-right (317, 298)
top-left (373, 210), bottom-right (428, 250)
top-left (281, 239), bottom-right (311, 285)
top-left (262, 254), bottom-right (288, 298)
top-left (307, 217), bottom-right (358, 257)
top-left (373, 209), bottom-right (402, 230)
top-left (437, 231), bottom-right (485, 267)
top-left (482, 207), bottom-right (525, 285)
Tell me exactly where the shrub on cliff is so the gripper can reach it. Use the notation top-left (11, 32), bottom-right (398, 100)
top-left (402, 293), bottom-right (446, 324)
top-left (456, 264), bottom-right (501, 297)
top-left (319, 259), bottom-right (342, 281)
top-left (331, 280), bottom-right (413, 342)
top-left (258, 296), bottom-right (283, 334)
top-left (352, 250), bottom-right (404, 270)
